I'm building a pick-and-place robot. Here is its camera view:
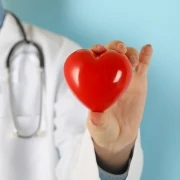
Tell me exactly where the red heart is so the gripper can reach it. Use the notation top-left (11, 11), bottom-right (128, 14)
top-left (64, 49), bottom-right (132, 112)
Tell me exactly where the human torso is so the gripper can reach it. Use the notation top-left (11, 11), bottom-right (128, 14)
top-left (0, 13), bottom-right (65, 180)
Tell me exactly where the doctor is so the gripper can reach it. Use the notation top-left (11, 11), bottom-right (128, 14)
top-left (0, 1), bottom-right (153, 180)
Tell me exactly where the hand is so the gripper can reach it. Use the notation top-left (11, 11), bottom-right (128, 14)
top-left (87, 41), bottom-right (153, 174)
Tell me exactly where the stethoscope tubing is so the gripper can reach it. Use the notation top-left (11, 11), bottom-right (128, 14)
top-left (6, 11), bottom-right (45, 138)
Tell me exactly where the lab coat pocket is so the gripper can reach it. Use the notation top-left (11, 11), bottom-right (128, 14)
top-left (9, 65), bottom-right (42, 116)
top-left (9, 63), bottom-right (45, 137)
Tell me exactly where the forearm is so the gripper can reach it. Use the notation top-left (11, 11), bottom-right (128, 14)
top-left (94, 141), bottom-right (134, 174)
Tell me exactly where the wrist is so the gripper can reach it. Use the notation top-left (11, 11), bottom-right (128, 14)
top-left (94, 140), bottom-right (135, 174)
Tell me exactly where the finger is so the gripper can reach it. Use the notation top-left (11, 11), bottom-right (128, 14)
top-left (136, 44), bottom-right (153, 75)
top-left (90, 44), bottom-right (107, 54)
top-left (106, 41), bottom-right (139, 67)
top-left (105, 40), bottom-right (127, 54)
top-left (125, 47), bottom-right (139, 67)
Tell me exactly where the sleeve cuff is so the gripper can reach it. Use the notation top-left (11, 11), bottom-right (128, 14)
top-left (98, 166), bottom-right (129, 180)
top-left (98, 147), bottom-right (134, 180)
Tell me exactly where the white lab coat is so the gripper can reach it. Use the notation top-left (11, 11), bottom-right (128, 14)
top-left (0, 13), bottom-right (143, 180)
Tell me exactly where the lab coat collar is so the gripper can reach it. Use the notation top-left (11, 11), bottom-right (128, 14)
top-left (0, 12), bottom-right (23, 68)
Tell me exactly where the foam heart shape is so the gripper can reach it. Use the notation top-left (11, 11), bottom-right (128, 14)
top-left (64, 49), bottom-right (132, 112)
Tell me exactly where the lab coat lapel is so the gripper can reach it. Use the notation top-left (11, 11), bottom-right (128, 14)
top-left (0, 13), bottom-right (22, 118)
top-left (0, 13), bottom-right (56, 180)
top-left (0, 13), bottom-right (22, 69)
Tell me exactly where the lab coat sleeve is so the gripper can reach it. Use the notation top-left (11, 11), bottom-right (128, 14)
top-left (53, 39), bottom-right (143, 180)
top-left (99, 166), bottom-right (128, 180)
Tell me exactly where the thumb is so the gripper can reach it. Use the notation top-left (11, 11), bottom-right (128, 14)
top-left (87, 111), bottom-right (119, 148)
top-left (87, 111), bottom-right (109, 129)
top-left (87, 111), bottom-right (109, 146)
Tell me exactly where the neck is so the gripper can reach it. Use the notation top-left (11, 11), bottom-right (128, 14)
top-left (0, 1), bottom-right (5, 28)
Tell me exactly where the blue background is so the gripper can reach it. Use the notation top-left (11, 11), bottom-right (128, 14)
top-left (4, 0), bottom-right (180, 179)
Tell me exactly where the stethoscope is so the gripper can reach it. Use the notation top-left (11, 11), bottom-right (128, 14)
top-left (6, 12), bottom-right (45, 139)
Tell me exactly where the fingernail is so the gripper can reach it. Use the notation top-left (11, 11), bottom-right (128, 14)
top-left (146, 44), bottom-right (152, 53)
top-left (96, 44), bottom-right (106, 50)
top-left (141, 44), bottom-right (153, 54)
top-left (91, 118), bottom-right (101, 126)
top-left (132, 67), bottom-right (136, 71)
top-left (116, 43), bottom-right (126, 50)
top-left (129, 55), bottom-right (136, 64)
